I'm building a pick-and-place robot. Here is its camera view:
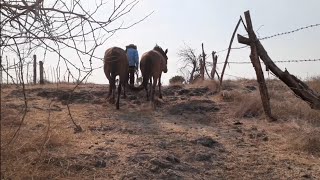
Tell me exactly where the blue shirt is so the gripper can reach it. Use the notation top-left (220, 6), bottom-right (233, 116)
top-left (127, 48), bottom-right (139, 68)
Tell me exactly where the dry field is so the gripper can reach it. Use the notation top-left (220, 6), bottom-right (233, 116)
top-left (1, 78), bottom-right (320, 179)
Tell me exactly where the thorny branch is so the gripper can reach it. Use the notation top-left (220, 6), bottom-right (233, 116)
top-left (1, 0), bottom-right (150, 141)
top-left (1, 0), bottom-right (150, 75)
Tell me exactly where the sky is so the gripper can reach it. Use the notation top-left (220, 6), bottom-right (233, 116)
top-left (87, 0), bottom-right (320, 84)
top-left (4, 0), bottom-right (319, 85)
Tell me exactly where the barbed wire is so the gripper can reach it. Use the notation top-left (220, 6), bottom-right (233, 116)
top-left (216, 58), bottom-right (320, 65)
top-left (259, 23), bottom-right (320, 40)
top-left (214, 23), bottom-right (320, 55)
top-left (215, 45), bottom-right (249, 54)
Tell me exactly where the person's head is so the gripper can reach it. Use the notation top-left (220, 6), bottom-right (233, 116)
top-left (126, 44), bottom-right (137, 50)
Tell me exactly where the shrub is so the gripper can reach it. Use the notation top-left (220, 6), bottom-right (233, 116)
top-left (169, 75), bottom-right (186, 85)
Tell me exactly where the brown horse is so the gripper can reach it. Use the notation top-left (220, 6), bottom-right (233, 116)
top-left (130, 45), bottom-right (168, 103)
top-left (103, 47), bottom-right (129, 109)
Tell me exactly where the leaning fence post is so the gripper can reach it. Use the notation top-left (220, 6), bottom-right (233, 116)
top-left (13, 58), bottom-right (19, 84)
top-left (39, 61), bottom-right (44, 84)
top-left (33, 55), bottom-right (37, 84)
top-left (244, 10), bottom-right (275, 121)
top-left (68, 70), bottom-right (70, 83)
top-left (0, 56), bottom-right (2, 85)
top-left (220, 18), bottom-right (242, 90)
top-left (201, 43), bottom-right (206, 80)
top-left (6, 56), bottom-right (8, 84)
top-left (211, 51), bottom-right (217, 79)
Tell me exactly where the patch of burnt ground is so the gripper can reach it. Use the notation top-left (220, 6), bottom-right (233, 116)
top-left (36, 89), bottom-right (106, 104)
top-left (8, 88), bottom-right (107, 104)
top-left (122, 136), bottom-right (226, 179)
top-left (169, 99), bottom-right (219, 115)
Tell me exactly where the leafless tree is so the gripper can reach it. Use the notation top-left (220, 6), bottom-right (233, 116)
top-left (1, 0), bottom-right (152, 80)
top-left (0, 0), bottom-right (151, 142)
top-left (177, 45), bottom-right (200, 83)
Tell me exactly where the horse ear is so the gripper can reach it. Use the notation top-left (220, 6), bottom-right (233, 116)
top-left (165, 49), bottom-right (168, 54)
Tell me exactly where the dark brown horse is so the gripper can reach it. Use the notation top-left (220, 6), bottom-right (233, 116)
top-left (104, 47), bottom-right (129, 109)
top-left (130, 45), bottom-right (168, 104)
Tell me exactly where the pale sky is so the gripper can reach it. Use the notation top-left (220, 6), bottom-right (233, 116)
top-left (7, 0), bottom-right (319, 85)
top-left (87, 0), bottom-right (320, 84)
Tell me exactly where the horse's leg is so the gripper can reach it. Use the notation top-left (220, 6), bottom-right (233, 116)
top-left (116, 83), bottom-right (121, 109)
top-left (145, 84), bottom-right (149, 101)
top-left (158, 74), bottom-right (162, 99)
top-left (151, 77), bottom-right (157, 102)
top-left (122, 80), bottom-right (127, 99)
top-left (109, 76), bottom-right (116, 104)
top-left (106, 73), bottom-right (112, 99)
top-left (148, 78), bottom-right (152, 99)
top-left (144, 77), bottom-right (149, 101)
top-left (107, 83), bottom-right (112, 99)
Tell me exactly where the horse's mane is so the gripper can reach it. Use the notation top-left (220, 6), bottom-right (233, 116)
top-left (153, 45), bottom-right (167, 58)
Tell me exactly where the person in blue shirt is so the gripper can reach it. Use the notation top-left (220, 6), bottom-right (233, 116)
top-left (126, 44), bottom-right (139, 85)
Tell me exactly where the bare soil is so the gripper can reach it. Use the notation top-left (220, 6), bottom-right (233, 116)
top-left (1, 81), bottom-right (320, 179)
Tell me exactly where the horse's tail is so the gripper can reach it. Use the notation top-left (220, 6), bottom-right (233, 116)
top-left (129, 57), bottom-right (151, 91)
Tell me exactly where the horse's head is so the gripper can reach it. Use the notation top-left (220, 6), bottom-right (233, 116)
top-left (154, 45), bottom-right (168, 73)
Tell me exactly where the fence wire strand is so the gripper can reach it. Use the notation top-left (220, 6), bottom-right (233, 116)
top-left (259, 23), bottom-right (320, 40)
top-left (216, 58), bottom-right (320, 65)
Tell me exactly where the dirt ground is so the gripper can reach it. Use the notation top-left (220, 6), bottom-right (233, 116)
top-left (1, 80), bottom-right (320, 179)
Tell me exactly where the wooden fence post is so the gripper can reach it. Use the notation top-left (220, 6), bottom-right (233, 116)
top-left (26, 63), bottom-right (29, 84)
top-left (0, 56), bottom-right (2, 85)
top-left (220, 18), bottom-right (242, 89)
top-left (39, 61), bottom-right (44, 84)
top-left (211, 51), bottom-right (217, 79)
top-left (238, 33), bottom-right (320, 110)
top-left (13, 58), bottom-right (19, 84)
top-left (6, 56), bottom-right (8, 84)
top-left (33, 55), bottom-right (37, 84)
top-left (52, 66), bottom-right (56, 83)
top-left (68, 70), bottom-right (70, 83)
top-left (243, 10), bottom-right (275, 121)
top-left (201, 43), bottom-right (206, 80)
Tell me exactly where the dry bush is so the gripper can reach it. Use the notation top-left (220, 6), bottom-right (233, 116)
top-left (269, 88), bottom-right (320, 125)
top-left (307, 76), bottom-right (320, 92)
top-left (289, 129), bottom-right (320, 156)
top-left (221, 79), bottom-right (240, 91)
top-left (1, 128), bottom-right (70, 179)
top-left (266, 79), bottom-right (290, 92)
top-left (221, 90), bottom-right (243, 102)
top-left (169, 75), bottom-right (186, 85)
top-left (188, 79), bottom-right (219, 92)
top-left (1, 107), bottom-right (22, 127)
top-left (234, 93), bottom-right (263, 118)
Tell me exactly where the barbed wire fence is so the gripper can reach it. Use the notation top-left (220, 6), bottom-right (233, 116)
top-left (201, 22), bottom-right (320, 81)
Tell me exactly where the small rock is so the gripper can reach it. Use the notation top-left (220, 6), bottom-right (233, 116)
top-left (150, 158), bottom-right (172, 169)
top-left (245, 85), bottom-right (257, 91)
top-left (166, 155), bottom-right (180, 164)
top-left (128, 95), bottom-right (138, 100)
top-left (194, 137), bottom-right (219, 148)
top-left (178, 89), bottom-right (190, 95)
top-left (233, 121), bottom-right (243, 125)
top-left (95, 160), bottom-right (107, 168)
top-left (195, 153), bottom-right (211, 161)
top-left (302, 174), bottom-right (311, 179)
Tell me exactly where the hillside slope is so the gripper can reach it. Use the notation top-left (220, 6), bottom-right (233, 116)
top-left (1, 80), bottom-right (320, 179)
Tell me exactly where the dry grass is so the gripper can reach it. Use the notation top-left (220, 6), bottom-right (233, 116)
top-left (307, 76), bottom-right (320, 92)
top-left (234, 93), bottom-right (263, 118)
top-left (288, 127), bottom-right (320, 156)
top-left (1, 79), bottom-right (320, 179)
top-left (188, 79), bottom-right (219, 92)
